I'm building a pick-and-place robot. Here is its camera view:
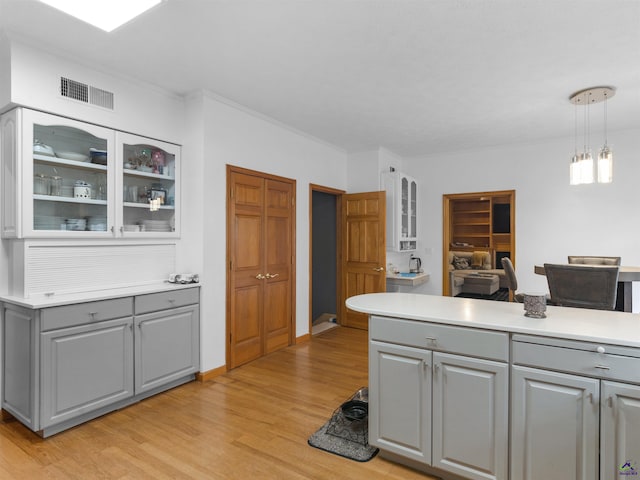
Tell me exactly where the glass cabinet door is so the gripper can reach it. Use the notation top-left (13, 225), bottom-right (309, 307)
top-left (117, 132), bottom-right (179, 236)
top-left (24, 110), bottom-right (114, 237)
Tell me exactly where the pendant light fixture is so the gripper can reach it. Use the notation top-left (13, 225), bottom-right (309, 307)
top-left (569, 86), bottom-right (616, 185)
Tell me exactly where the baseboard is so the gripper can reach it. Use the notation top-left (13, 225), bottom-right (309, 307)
top-left (196, 365), bottom-right (227, 382)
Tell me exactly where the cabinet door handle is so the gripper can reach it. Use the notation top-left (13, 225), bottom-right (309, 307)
top-left (594, 364), bottom-right (611, 370)
top-left (110, 226), bottom-right (115, 234)
top-left (372, 267), bottom-right (385, 272)
top-left (255, 274), bottom-right (266, 280)
top-left (607, 396), bottom-right (613, 408)
top-left (265, 273), bottom-right (279, 279)
top-left (586, 392), bottom-right (594, 404)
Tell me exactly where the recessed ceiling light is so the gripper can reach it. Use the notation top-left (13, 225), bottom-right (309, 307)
top-left (38, 0), bottom-right (163, 32)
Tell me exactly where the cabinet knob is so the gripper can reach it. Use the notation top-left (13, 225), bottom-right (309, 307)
top-left (596, 346), bottom-right (606, 354)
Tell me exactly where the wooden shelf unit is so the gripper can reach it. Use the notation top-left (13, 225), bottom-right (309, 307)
top-left (442, 190), bottom-right (516, 296)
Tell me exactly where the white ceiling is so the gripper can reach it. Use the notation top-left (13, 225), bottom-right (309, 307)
top-left (1, 0), bottom-right (639, 156)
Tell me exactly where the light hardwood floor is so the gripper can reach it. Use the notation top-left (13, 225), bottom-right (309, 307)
top-left (0, 326), bottom-right (436, 479)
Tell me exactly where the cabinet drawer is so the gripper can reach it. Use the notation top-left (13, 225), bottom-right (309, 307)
top-left (41, 297), bottom-right (133, 331)
top-left (513, 340), bottom-right (640, 383)
top-left (370, 316), bottom-right (509, 361)
top-left (135, 287), bottom-right (199, 315)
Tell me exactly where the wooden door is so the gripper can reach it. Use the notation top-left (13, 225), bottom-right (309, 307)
top-left (227, 167), bottom-right (295, 369)
top-left (341, 191), bottom-right (386, 330)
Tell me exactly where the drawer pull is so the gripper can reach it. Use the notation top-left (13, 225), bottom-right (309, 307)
top-left (168, 299), bottom-right (176, 303)
top-left (88, 311), bottom-right (98, 318)
top-left (594, 364), bottom-right (611, 370)
top-left (425, 336), bottom-right (437, 344)
top-left (596, 346), bottom-right (606, 354)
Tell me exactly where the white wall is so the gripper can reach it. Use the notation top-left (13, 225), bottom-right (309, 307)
top-left (404, 129), bottom-right (640, 301)
top-left (4, 39), bottom-right (185, 143)
top-left (192, 92), bottom-right (348, 371)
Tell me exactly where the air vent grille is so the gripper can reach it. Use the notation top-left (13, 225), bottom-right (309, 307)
top-left (60, 77), bottom-right (88, 103)
top-left (60, 77), bottom-right (114, 110)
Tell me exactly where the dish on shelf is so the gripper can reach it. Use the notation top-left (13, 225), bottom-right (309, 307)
top-left (56, 151), bottom-right (90, 162)
top-left (33, 140), bottom-right (55, 156)
top-left (89, 148), bottom-right (108, 165)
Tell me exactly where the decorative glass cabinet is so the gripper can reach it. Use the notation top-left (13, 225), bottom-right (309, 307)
top-left (1, 108), bottom-right (180, 238)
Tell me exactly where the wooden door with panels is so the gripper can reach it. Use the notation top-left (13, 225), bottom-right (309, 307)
top-left (340, 191), bottom-right (386, 330)
top-left (227, 166), bottom-right (295, 369)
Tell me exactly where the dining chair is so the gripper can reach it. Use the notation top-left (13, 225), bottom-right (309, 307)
top-left (544, 263), bottom-right (620, 310)
top-left (567, 256), bottom-right (621, 266)
top-left (501, 257), bottom-right (524, 303)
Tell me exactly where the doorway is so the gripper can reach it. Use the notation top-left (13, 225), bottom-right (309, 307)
top-left (309, 184), bottom-right (344, 335)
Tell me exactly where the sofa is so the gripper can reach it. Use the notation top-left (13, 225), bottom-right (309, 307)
top-left (448, 250), bottom-right (508, 296)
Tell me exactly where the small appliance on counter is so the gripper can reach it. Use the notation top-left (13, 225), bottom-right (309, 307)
top-left (409, 255), bottom-right (422, 273)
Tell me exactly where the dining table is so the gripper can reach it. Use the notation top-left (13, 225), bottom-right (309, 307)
top-left (534, 264), bottom-right (640, 312)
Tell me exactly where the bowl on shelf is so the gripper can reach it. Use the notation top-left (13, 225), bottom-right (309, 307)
top-left (89, 148), bottom-right (108, 165)
top-left (57, 151), bottom-right (89, 162)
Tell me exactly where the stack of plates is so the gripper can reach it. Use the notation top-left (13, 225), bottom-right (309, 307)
top-left (88, 216), bottom-right (107, 232)
top-left (123, 224), bottom-right (140, 232)
top-left (34, 216), bottom-right (66, 230)
top-left (141, 219), bottom-right (171, 232)
top-left (65, 218), bottom-right (87, 231)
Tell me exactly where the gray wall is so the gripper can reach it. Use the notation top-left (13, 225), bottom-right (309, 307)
top-left (312, 191), bottom-right (337, 320)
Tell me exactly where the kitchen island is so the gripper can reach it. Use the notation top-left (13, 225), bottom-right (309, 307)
top-left (347, 292), bottom-right (640, 480)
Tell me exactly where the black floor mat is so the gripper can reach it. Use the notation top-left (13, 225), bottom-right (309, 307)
top-left (308, 389), bottom-right (378, 462)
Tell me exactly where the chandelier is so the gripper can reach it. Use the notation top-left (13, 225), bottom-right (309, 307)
top-left (569, 86), bottom-right (615, 185)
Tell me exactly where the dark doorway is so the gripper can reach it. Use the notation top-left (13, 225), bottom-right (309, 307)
top-left (310, 185), bottom-right (343, 335)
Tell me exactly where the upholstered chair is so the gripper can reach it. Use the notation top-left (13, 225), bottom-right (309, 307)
top-left (544, 263), bottom-right (620, 310)
top-left (567, 256), bottom-right (621, 266)
top-left (501, 257), bottom-right (524, 303)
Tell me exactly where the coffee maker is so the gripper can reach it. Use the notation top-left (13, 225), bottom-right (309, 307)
top-left (409, 254), bottom-right (422, 273)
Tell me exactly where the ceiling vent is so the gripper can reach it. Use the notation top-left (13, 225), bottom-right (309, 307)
top-left (60, 77), bottom-right (114, 110)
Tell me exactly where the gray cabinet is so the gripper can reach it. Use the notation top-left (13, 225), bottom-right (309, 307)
top-left (1, 286), bottom-right (199, 437)
top-left (41, 317), bottom-right (134, 428)
top-left (135, 304), bottom-right (199, 394)
top-left (433, 352), bottom-right (508, 480)
top-left (511, 366), bottom-right (599, 480)
top-left (600, 381), bottom-right (640, 480)
top-left (369, 315), bottom-right (509, 480)
top-left (369, 340), bottom-right (431, 464)
top-left (512, 334), bottom-right (640, 480)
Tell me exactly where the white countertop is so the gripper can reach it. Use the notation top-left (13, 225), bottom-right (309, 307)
top-left (346, 293), bottom-right (640, 348)
top-left (0, 282), bottom-right (200, 309)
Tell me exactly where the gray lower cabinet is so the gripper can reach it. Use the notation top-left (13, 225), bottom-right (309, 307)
top-left (510, 365), bottom-right (599, 480)
top-left (369, 316), bottom-right (509, 480)
top-left (432, 352), bottom-right (508, 480)
top-left (41, 317), bottom-right (135, 428)
top-left (512, 335), bottom-right (640, 480)
top-left (135, 304), bottom-right (199, 394)
top-left (369, 340), bottom-right (432, 464)
top-left (600, 381), bottom-right (640, 480)
top-left (1, 286), bottom-right (199, 437)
